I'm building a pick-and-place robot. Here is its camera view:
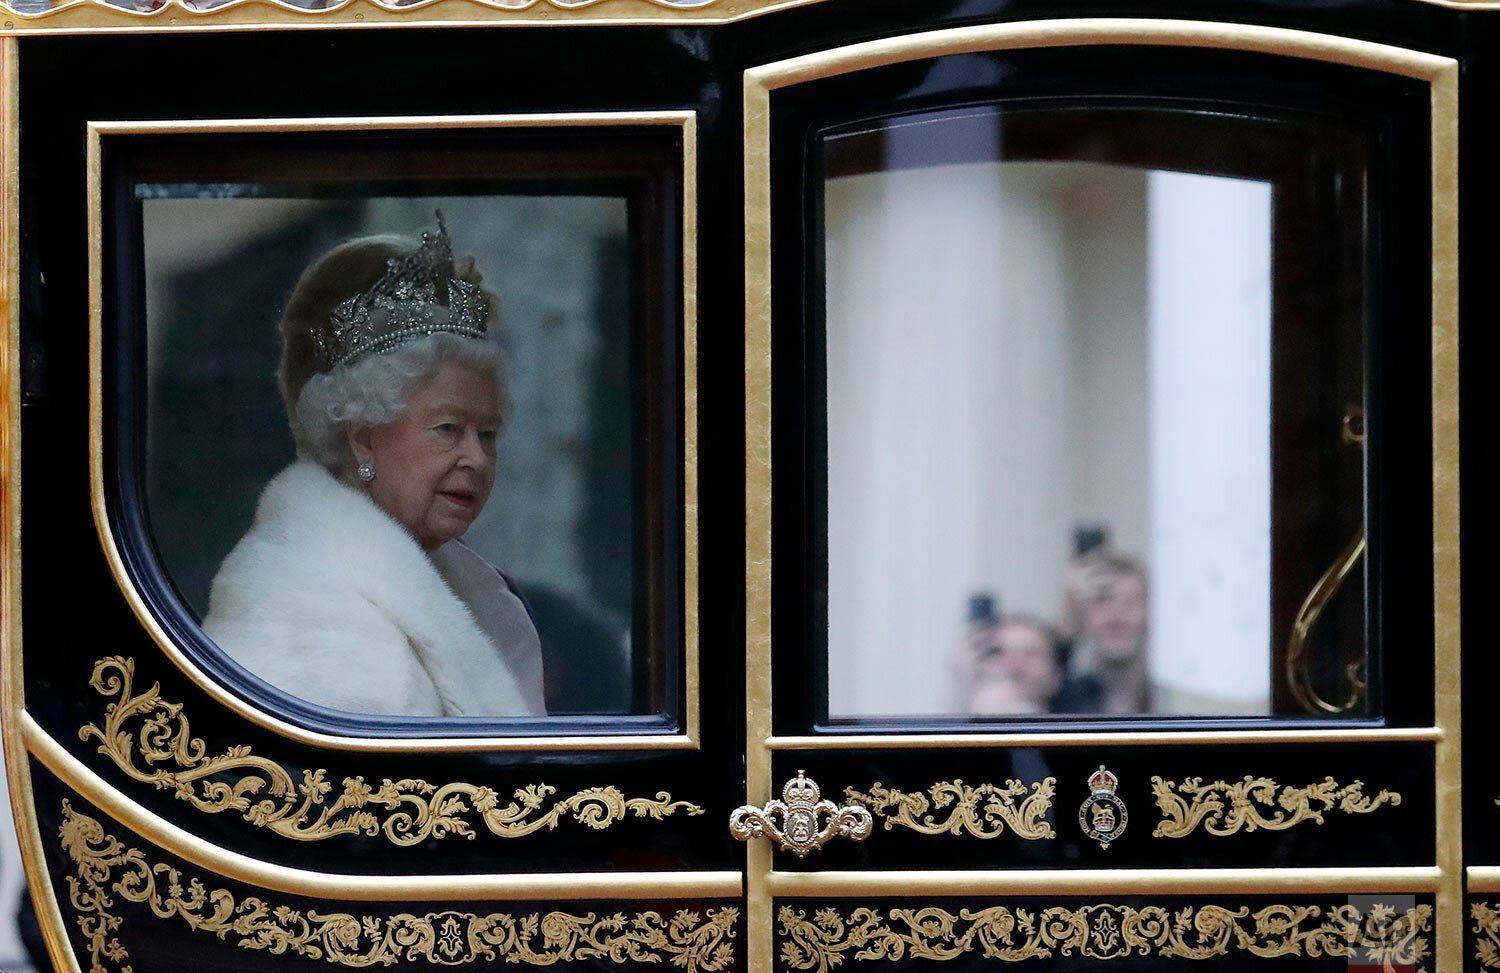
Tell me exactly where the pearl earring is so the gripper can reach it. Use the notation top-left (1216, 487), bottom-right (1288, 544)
top-left (357, 462), bottom-right (375, 482)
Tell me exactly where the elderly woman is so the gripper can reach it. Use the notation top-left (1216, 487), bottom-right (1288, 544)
top-left (203, 215), bottom-right (546, 718)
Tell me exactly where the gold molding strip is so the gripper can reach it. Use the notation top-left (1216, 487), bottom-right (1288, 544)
top-left (0, 0), bottom-right (833, 34)
top-left (0, 37), bottom-right (86, 973)
top-left (85, 111), bottom-right (699, 754)
top-left (24, 712), bottom-right (743, 900)
top-left (769, 728), bottom-right (1441, 749)
top-left (1476, 902), bottom-right (1500, 969)
top-left (743, 19), bottom-right (1460, 973)
top-left (58, 800), bottom-right (740, 973)
top-left (844, 778), bottom-right (1056, 840)
top-left (1151, 775), bottom-right (1400, 838)
top-left (1469, 868), bottom-right (1500, 894)
top-left (79, 656), bottom-right (703, 843)
top-left (777, 902), bottom-right (1432, 969)
top-left (764, 867), bottom-right (1443, 897)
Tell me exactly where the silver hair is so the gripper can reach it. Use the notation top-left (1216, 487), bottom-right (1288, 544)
top-left (292, 331), bottom-right (510, 475)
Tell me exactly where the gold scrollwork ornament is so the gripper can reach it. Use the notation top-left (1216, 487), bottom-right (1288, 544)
top-left (728, 770), bottom-right (873, 856)
top-left (57, 801), bottom-right (738, 972)
top-left (843, 778), bottom-right (1056, 840)
top-left (779, 901), bottom-right (1431, 971)
top-left (1078, 765), bottom-right (1127, 849)
top-left (78, 656), bottom-right (703, 845)
top-left (1152, 774), bottom-right (1400, 838)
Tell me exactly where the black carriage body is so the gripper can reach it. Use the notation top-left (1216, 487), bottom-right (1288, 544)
top-left (0, 3), bottom-right (1485, 973)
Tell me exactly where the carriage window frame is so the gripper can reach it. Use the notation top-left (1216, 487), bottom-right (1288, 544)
top-left (87, 113), bottom-right (701, 749)
top-left (750, 47), bottom-right (1443, 739)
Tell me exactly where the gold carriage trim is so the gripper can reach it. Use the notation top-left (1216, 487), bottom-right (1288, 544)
top-left (79, 657), bottom-right (703, 844)
top-left (59, 800), bottom-right (738, 971)
top-left (778, 902), bottom-right (1431, 971)
top-left (1151, 775), bottom-right (1400, 838)
top-left (842, 778), bottom-right (1057, 840)
top-left (0, 0), bottom-right (828, 29)
top-left (1476, 903), bottom-right (1500, 969)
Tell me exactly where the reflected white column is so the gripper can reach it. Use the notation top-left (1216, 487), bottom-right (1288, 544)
top-left (825, 145), bottom-right (1073, 717)
top-left (1146, 170), bottom-right (1272, 714)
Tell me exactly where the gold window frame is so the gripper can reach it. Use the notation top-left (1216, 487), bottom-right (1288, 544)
top-left (80, 110), bottom-right (701, 754)
top-left (741, 18), bottom-right (1460, 973)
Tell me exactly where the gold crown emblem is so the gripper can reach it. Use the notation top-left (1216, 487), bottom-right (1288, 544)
top-left (782, 771), bottom-right (821, 806)
top-left (1087, 765), bottom-right (1119, 796)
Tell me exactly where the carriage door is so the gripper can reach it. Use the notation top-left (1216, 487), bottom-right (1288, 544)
top-left (734, 19), bottom-right (1460, 973)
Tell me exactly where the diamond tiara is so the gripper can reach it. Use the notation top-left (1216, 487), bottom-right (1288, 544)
top-left (311, 211), bottom-right (490, 372)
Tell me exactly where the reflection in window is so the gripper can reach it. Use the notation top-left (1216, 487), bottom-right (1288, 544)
top-left (820, 108), bottom-right (1369, 721)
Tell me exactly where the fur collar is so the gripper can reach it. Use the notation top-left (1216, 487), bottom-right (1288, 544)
top-left (205, 460), bottom-right (537, 718)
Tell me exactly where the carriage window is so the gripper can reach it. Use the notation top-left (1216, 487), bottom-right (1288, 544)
top-left (107, 127), bottom-right (687, 728)
top-left (819, 107), bottom-right (1371, 721)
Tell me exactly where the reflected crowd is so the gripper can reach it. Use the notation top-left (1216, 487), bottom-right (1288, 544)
top-left (960, 528), bottom-right (1151, 716)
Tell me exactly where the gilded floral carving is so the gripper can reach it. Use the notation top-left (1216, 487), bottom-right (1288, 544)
top-left (79, 656), bottom-right (702, 845)
top-left (1, 0), bottom-right (813, 24)
top-left (778, 901), bottom-right (1430, 972)
top-left (1151, 775), bottom-right (1399, 838)
top-left (59, 800), bottom-right (738, 972)
top-left (1475, 902), bottom-right (1500, 969)
top-left (843, 778), bottom-right (1056, 840)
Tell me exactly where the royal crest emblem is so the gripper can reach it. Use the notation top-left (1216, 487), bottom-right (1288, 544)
top-left (1078, 765), bottom-right (1128, 849)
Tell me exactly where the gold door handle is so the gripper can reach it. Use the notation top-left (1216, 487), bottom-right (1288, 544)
top-left (728, 770), bottom-right (873, 856)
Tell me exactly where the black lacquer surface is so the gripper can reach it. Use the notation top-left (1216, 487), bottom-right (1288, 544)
top-left (774, 745), bottom-right (1434, 871)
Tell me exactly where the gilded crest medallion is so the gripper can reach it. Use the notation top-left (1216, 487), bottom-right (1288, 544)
top-left (1078, 765), bottom-right (1128, 849)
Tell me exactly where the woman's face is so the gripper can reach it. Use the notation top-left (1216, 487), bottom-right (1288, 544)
top-left (349, 361), bottom-right (501, 551)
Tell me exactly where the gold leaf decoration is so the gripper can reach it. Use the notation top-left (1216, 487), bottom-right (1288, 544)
top-left (1475, 902), bottom-right (1500, 969)
top-left (78, 656), bottom-right (702, 844)
top-left (0, 0), bottom-right (813, 25)
top-left (778, 901), bottom-right (1431, 972)
top-left (1151, 775), bottom-right (1400, 838)
top-left (843, 778), bottom-right (1056, 840)
top-left (59, 800), bottom-right (738, 972)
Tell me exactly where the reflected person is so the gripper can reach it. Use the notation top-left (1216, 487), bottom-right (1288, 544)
top-left (963, 614), bottom-right (1063, 715)
top-left (1051, 554), bottom-right (1150, 714)
top-left (204, 215), bottom-right (546, 717)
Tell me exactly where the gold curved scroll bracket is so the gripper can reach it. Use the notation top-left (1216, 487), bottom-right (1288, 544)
top-left (77, 656), bottom-right (703, 844)
top-left (1475, 903), bottom-right (1500, 969)
top-left (1151, 774), bottom-right (1400, 838)
top-left (729, 770), bottom-right (873, 857)
top-left (843, 778), bottom-right (1056, 840)
top-left (57, 800), bottom-right (739, 972)
top-left (778, 902), bottom-right (1432, 970)
top-left (1285, 530), bottom-right (1367, 713)
top-left (1284, 404), bottom-right (1368, 715)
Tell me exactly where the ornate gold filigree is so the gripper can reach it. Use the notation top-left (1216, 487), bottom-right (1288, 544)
top-left (778, 902), bottom-right (1431, 972)
top-left (78, 656), bottom-right (701, 845)
top-left (843, 777), bottom-right (1056, 840)
top-left (1, 0), bottom-right (823, 27)
top-left (729, 770), bottom-right (873, 857)
top-left (1151, 775), bottom-right (1399, 838)
top-left (58, 800), bottom-right (737, 972)
top-left (1476, 902), bottom-right (1500, 969)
